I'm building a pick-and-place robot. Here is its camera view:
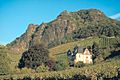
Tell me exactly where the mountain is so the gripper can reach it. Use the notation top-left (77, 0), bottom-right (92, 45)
top-left (7, 24), bottom-right (38, 53)
top-left (7, 9), bottom-right (120, 54)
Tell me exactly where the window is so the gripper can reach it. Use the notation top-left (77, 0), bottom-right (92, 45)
top-left (91, 56), bottom-right (92, 59)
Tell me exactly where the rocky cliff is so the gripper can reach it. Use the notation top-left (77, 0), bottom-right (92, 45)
top-left (7, 9), bottom-right (120, 53)
top-left (7, 24), bottom-right (38, 53)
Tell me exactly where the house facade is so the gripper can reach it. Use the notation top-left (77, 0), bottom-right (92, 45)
top-left (67, 46), bottom-right (93, 64)
top-left (74, 48), bottom-right (93, 64)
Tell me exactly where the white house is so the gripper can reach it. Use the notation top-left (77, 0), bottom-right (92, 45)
top-left (74, 48), bottom-right (93, 64)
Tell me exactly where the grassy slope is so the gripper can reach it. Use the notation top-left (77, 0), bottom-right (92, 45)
top-left (7, 53), bottom-right (22, 72)
top-left (3, 37), bottom-right (100, 74)
top-left (49, 37), bottom-right (100, 60)
top-left (1, 37), bottom-right (120, 79)
top-left (7, 37), bottom-right (105, 73)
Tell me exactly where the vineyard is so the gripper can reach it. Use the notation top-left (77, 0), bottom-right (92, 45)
top-left (0, 58), bottom-right (120, 80)
top-left (99, 37), bottom-right (120, 48)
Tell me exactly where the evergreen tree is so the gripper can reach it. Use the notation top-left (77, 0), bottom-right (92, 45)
top-left (92, 42), bottom-right (100, 57)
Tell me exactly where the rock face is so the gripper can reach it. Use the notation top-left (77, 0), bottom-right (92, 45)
top-left (7, 24), bottom-right (38, 53)
top-left (7, 9), bottom-right (120, 54)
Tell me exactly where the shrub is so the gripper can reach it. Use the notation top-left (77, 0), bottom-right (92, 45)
top-left (45, 60), bottom-right (56, 71)
top-left (74, 61), bottom-right (85, 68)
top-left (20, 67), bottom-right (32, 74)
top-left (54, 59), bottom-right (69, 71)
top-left (36, 64), bottom-right (49, 73)
top-left (94, 54), bottom-right (104, 63)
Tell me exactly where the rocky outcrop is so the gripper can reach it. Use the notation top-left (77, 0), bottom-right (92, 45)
top-left (7, 24), bottom-right (38, 53)
top-left (7, 9), bottom-right (120, 54)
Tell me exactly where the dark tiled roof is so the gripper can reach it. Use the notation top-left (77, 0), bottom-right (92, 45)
top-left (78, 46), bottom-right (84, 53)
top-left (77, 46), bottom-right (92, 54)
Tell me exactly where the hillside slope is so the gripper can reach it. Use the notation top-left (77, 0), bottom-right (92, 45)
top-left (7, 9), bottom-right (120, 54)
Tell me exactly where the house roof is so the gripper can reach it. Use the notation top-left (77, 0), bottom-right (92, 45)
top-left (77, 46), bottom-right (92, 55)
top-left (78, 46), bottom-right (84, 53)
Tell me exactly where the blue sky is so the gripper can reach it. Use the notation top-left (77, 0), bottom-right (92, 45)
top-left (0, 0), bottom-right (120, 45)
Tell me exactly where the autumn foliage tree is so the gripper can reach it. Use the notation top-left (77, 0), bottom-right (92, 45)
top-left (18, 44), bottom-right (49, 69)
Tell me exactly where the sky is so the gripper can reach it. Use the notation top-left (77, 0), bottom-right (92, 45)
top-left (0, 0), bottom-right (120, 45)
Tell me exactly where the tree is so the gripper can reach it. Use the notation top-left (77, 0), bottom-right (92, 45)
top-left (87, 46), bottom-right (92, 50)
top-left (54, 59), bottom-right (69, 71)
top-left (92, 42), bottom-right (101, 62)
top-left (67, 49), bottom-right (72, 56)
top-left (18, 44), bottom-right (49, 69)
top-left (67, 50), bottom-right (74, 67)
top-left (92, 42), bottom-right (100, 57)
top-left (45, 60), bottom-right (56, 71)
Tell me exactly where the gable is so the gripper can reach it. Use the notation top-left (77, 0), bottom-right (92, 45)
top-left (83, 48), bottom-right (92, 55)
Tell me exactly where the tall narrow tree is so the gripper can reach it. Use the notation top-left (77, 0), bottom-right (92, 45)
top-left (92, 42), bottom-right (100, 57)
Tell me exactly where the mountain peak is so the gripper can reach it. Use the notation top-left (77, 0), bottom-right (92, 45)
top-left (8, 9), bottom-right (120, 54)
top-left (60, 10), bottom-right (69, 15)
top-left (27, 24), bottom-right (38, 33)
